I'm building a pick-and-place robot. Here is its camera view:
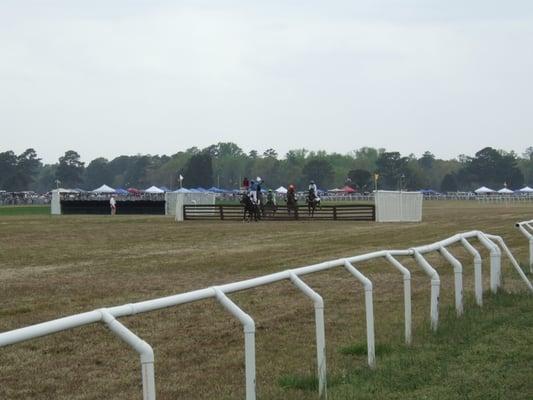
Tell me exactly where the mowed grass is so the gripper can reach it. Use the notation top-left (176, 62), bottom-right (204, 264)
top-left (0, 201), bottom-right (532, 399)
top-left (0, 205), bottom-right (50, 216)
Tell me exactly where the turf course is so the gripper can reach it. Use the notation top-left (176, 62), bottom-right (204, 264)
top-left (0, 205), bottom-right (50, 216)
top-left (0, 201), bottom-right (531, 399)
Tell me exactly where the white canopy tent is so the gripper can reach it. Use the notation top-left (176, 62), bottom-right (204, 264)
top-left (474, 186), bottom-right (495, 194)
top-left (275, 186), bottom-right (288, 194)
top-left (174, 188), bottom-right (191, 193)
top-left (145, 186), bottom-right (164, 193)
top-left (55, 188), bottom-right (79, 193)
top-left (92, 184), bottom-right (116, 193)
top-left (518, 186), bottom-right (533, 193)
top-left (497, 188), bottom-right (514, 194)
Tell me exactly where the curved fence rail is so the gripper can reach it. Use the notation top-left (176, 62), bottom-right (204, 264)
top-left (1, 229), bottom-right (532, 400)
top-left (516, 219), bottom-right (533, 273)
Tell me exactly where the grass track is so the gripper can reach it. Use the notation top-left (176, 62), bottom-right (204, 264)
top-left (0, 201), bottom-right (531, 399)
top-left (0, 205), bottom-right (50, 216)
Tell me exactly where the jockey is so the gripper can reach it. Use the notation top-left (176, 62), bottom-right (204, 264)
top-left (287, 184), bottom-right (297, 201)
top-left (248, 180), bottom-right (258, 204)
top-left (266, 189), bottom-right (276, 206)
top-left (308, 180), bottom-right (318, 194)
top-left (255, 177), bottom-right (263, 205)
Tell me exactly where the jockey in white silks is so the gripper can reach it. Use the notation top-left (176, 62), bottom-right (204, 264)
top-left (248, 180), bottom-right (258, 204)
top-left (308, 180), bottom-right (320, 201)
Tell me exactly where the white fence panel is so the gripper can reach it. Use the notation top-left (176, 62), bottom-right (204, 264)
top-left (375, 191), bottom-right (423, 222)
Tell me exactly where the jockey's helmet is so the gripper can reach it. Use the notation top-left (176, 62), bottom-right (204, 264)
top-left (310, 180), bottom-right (315, 184)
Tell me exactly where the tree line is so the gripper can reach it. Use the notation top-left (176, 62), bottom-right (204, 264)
top-left (1, 144), bottom-right (532, 193)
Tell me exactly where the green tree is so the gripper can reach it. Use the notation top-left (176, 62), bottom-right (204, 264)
top-left (263, 148), bottom-right (278, 158)
top-left (302, 158), bottom-right (334, 189)
top-left (460, 147), bottom-right (524, 189)
top-left (85, 158), bottom-right (110, 189)
top-left (55, 150), bottom-right (85, 188)
top-left (347, 169), bottom-right (371, 190)
top-left (418, 151), bottom-right (435, 170)
top-left (183, 152), bottom-right (213, 188)
top-left (35, 164), bottom-right (58, 192)
top-left (0, 151), bottom-right (18, 190)
top-left (376, 152), bottom-right (409, 189)
top-left (441, 173), bottom-right (458, 192)
top-left (12, 148), bottom-right (41, 191)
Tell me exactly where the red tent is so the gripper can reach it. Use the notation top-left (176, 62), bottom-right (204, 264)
top-left (340, 186), bottom-right (356, 193)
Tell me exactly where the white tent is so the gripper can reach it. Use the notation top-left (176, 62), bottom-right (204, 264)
top-left (55, 188), bottom-right (79, 193)
top-left (519, 186), bottom-right (533, 193)
top-left (497, 188), bottom-right (514, 194)
top-left (92, 184), bottom-right (116, 193)
top-left (145, 186), bottom-right (164, 193)
top-left (474, 186), bottom-right (495, 194)
top-left (173, 188), bottom-right (191, 193)
top-left (275, 186), bottom-right (288, 194)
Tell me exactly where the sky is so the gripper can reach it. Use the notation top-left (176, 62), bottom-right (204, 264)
top-left (1, 0), bottom-right (532, 164)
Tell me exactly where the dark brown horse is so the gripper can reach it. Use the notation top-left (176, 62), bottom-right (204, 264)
top-left (286, 190), bottom-right (298, 217)
top-left (240, 193), bottom-right (260, 222)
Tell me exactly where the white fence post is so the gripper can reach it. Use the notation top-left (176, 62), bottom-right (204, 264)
top-left (438, 247), bottom-right (463, 316)
top-left (384, 254), bottom-right (412, 345)
top-left (412, 251), bottom-right (440, 331)
top-left (100, 309), bottom-right (156, 400)
top-left (342, 260), bottom-right (375, 368)
top-left (213, 288), bottom-right (256, 400)
top-left (289, 273), bottom-right (327, 399)
top-left (485, 234), bottom-right (533, 293)
top-left (516, 220), bottom-right (533, 274)
top-left (477, 233), bottom-right (502, 293)
top-left (460, 238), bottom-right (483, 306)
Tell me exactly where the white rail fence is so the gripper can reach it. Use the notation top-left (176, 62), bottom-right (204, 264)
top-left (516, 219), bottom-right (533, 273)
top-left (1, 229), bottom-right (532, 400)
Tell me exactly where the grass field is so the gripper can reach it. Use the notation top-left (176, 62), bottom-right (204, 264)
top-left (0, 205), bottom-right (50, 216)
top-left (0, 202), bottom-right (532, 399)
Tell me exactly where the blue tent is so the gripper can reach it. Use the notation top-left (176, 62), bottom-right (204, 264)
top-left (159, 186), bottom-right (171, 192)
top-left (420, 189), bottom-right (441, 195)
top-left (115, 188), bottom-right (129, 195)
top-left (174, 188), bottom-right (191, 193)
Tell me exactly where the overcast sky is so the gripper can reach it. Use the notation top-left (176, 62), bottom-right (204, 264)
top-left (1, 0), bottom-right (532, 164)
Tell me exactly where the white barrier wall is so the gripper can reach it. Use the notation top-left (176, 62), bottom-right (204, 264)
top-left (166, 192), bottom-right (216, 220)
top-left (375, 191), bottom-right (423, 222)
top-left (51, 190), bottom-right (61, 215)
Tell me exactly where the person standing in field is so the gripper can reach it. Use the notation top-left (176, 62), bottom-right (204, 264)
top-left (110, 196), bottom-right (117, 215)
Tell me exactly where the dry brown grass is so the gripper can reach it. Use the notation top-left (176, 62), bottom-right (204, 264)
top-left (0, 201), bottom-right (531, 399)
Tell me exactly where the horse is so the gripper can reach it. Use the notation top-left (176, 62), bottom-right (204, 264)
top-left (262, 197), bottom-right (278, 218)
top-left (306, 189), bottom-right (321, 217)
top-left (286, 191), bottom-right (298, 217)
top-left (240, 193), bottom-right (260, 222)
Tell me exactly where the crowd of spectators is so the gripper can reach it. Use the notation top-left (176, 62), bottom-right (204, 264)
top-left (0, 191), bottom-right (50, 205)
